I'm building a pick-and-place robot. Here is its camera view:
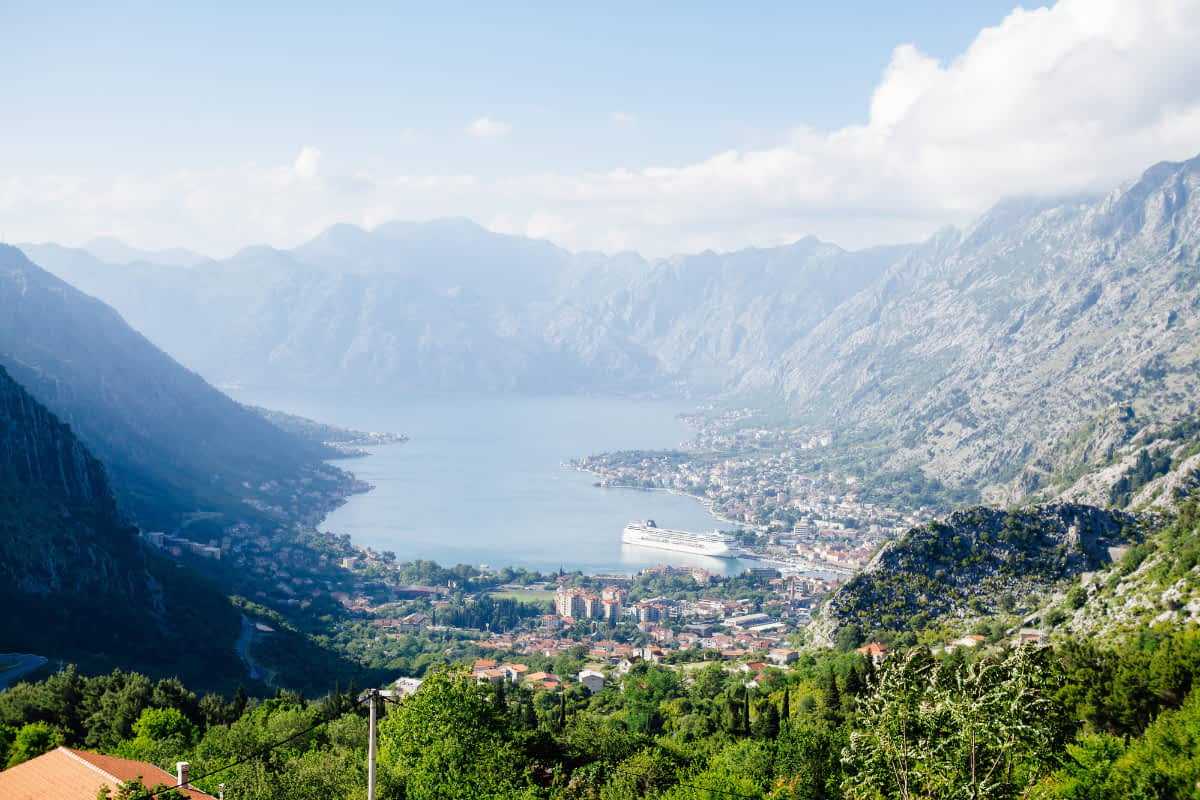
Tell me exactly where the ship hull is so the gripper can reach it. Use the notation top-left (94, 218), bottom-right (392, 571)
top-left (622, 523), bottom-right (739, 559)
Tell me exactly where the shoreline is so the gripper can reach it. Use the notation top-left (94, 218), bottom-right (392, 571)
top-left (568, 462), bottom-right (755, 533)
top-left (308, 405), bottom-right (841, 578)
top-left (317, 450), bottom-right (751, 576)
top-left (570, 463), bottom-right (855, 577)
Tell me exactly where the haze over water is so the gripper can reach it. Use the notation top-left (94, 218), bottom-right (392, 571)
top-left (234, 391), bottom-right (745, 575)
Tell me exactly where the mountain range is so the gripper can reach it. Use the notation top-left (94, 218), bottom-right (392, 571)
top-left (19, 153), bottom-right (1200, 503)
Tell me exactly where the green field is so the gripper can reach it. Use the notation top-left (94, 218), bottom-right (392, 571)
top-left (488, 589), bottom-right (556, 604)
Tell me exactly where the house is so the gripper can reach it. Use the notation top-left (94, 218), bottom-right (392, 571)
top-left (397, 612), bottom-right (430, 633)
top-left (476, 668), bottom-right (506, 686)
top-left (767, 648), bottom-right (797, 665)
top-left (950, 634), bottom-right (987, 649)
top-left (578, 669), bottom-right (606, 694)
top-left (1013, 628), bottom-right (1047, 647)
top-left (524, 671), bottom-right (561, 690)
top-left (501, 663), bottom-right (530, 682)
top-left (392, 677), bottom-right (424, 697)
top-left (855, 642), bottom-right (889, 665)
top-left (0, 747), bottom-right (215, 799)
top-left (472, 658), bottom-right (498, 675)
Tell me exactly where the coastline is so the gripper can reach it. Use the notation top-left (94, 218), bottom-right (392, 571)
top-left (571, 463), bottom-right (855, 577)
top-left (568, 462), bottom-right (753, 533)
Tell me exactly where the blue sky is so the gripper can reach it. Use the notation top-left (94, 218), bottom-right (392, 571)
top-left (3, 2), bottom-right (1016, 175)
top-left (3, 1), bottom-right (1199, 256)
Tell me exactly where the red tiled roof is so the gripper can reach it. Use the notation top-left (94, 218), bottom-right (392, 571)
top-left (0, 747), bottom-right (215, 799)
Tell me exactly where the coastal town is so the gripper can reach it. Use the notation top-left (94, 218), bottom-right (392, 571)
top-left (572, 411), bottom-right (948, 575)
top-left (132, 407), bottom-right (956, 697)
top-left (577, 421), bottom-right (929, 534)
top-left (366, 563), bottom-right (849, 697)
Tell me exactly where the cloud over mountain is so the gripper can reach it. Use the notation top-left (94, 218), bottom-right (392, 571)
top-left (4, 0), bottom-right (1199, 257)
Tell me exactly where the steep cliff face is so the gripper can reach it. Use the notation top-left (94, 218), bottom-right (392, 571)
top-left (807, 504), bottom-right (1137, 647)
top-left (0, 364), bottom-right (241, 688)
top-left (0, 363), bottom-right (133, 597)
top-left (776, 156), bottom-right (1200, 500)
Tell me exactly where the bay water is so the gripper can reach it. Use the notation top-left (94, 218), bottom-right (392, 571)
top-left (233, 391), bottom-right (745, 575)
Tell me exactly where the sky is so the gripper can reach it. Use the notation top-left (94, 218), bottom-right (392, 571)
top-left (2, 0), bottom-right (1199, 258)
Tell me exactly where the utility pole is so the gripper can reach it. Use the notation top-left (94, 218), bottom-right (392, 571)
top-left (367, 688), bottom-right (378, 800)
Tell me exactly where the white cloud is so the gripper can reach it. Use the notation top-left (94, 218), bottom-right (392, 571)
top-left (292, 145), bottom-right (321, 180)
top-left (465, 115), bottom-right (512, 138)
top-left (609, 111), bottom-right (637, 127)
top-left (5, 0), bottom-right (1200, 257)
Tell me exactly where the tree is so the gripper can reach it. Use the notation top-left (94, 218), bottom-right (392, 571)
top-left (377, 669), bottom-right (526, 800)
top-left (116, 707), bottom-right (198, 768)
top-left (843, 647), bottom-right (1062, 800)
top-left (835, 624), bottom-right (864, 653)
top-left (751, 700), bottom-right (780, 739)
top-left (819, 667), bottom-right (841, 727)
top-left (600, 747), bottom-right (681, 800)
top-left (97, 777), bottom-right (187, 800)
top-left (0, 724), bottom-right (14, 767)
top-left (691, 663), bottom-right (728, 701)
top-left (1029, 733), bottom-right (1123, 800)
top-left (773, 722), bottom-right (846, 800)
top-left (5, 720), bottom-right (64, 767)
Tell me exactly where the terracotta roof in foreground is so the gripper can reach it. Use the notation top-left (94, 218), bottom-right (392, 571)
top-left (0, 746), bottom-right (215, 799)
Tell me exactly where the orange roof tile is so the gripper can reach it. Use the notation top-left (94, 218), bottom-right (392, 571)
top-left (0, 747), bottom-right (215, 799)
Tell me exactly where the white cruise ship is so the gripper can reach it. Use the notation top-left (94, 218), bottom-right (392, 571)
top-left (622, 520), bottom-right (740, 559)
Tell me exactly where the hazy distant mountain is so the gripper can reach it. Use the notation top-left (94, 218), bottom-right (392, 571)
top-left (82, 235), bottom-right (211, 268)
top-left (569, 237), bottom-right (912, 395)
top-left (20, 220), bottom-right (906, 396)
top-left (0, 244), bottom-right (350, 529)
top-left (18, 152), bottom-right (1200, 501)
top-left (0, 363), bottom-right (241, 686)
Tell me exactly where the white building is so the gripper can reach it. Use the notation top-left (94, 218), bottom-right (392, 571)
top-left (578, 669), bottom-right (605, 695)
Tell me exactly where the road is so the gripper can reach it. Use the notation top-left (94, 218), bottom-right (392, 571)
top-left (235, 616), bottom-right (269, 681)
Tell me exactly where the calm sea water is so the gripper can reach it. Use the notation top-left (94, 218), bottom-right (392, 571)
top-left (233, 391), bottom-right (746, 575)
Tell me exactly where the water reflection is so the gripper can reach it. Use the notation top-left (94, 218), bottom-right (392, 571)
top-left (619, 543), bottom-right (748, 576)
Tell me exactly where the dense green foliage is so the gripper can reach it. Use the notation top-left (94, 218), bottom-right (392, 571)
top-left (3, 624), bottom-right (1200, 799)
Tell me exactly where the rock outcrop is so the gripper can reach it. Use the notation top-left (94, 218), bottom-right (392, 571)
top-left (807, 504), bottom-right (1137, 647)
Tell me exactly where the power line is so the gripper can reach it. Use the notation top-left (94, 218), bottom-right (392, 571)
top-left (119, 687), bottom-right (765, 800)
top-left (126, 698), bottom-right (358, 800)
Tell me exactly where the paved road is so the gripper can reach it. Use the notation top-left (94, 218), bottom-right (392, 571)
top-left (0, 653), bottom-right (48, 690)
top-left (235, 616), bottom-right (269, 681)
